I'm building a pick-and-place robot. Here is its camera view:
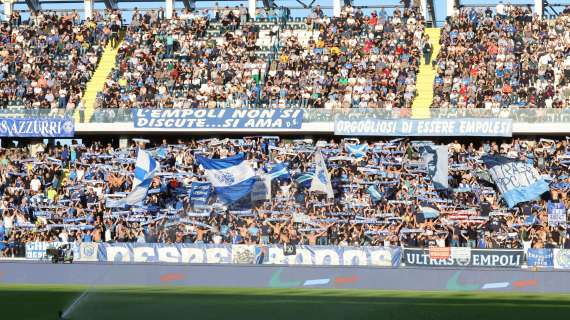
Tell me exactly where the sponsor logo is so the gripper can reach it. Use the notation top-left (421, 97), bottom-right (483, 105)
top-left (82, 243), bottom-right (96, 257)
top-left (63, 120), bottom-right (74, 134)
top-left (555, 250), bottom-right (570, 268)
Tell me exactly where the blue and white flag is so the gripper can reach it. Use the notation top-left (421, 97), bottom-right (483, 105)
top-left (345, 144), bottom-right (369, 158)
top-left (367, 185), bottom-right (383, 202)
top-left (196, 153), bottom-right (256, 204)
top-left (125, 150), bottom-right (159, 205)
top-left (482, 155), bottom-right (550, 208)
top-left (156, 147), bottom-right (167, 159)
top-left (266, 163), bottom-right (290, 181)
top-left (295, 172), bottom-right (314, 188)
top-left (310, 150), bottom-right (334, 198)
top-left (420, 145), bottom-right (448, 190)
top-left (420, 205), bottom-right (440, 219)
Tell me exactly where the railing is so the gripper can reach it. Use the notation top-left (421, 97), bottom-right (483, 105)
top-left (0, 109), bottom-right (74, 118)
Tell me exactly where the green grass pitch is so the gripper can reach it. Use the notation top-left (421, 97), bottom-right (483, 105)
top-left (0, 285), bottom-right (569, 320)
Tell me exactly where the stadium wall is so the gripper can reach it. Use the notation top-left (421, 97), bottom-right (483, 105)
top-left (1, 261), bottom-right (569, 293)
top-left (75, 121), bottom-right (570, 135)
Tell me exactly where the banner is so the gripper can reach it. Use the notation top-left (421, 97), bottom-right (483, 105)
top-left (547, 201), bottom-right (567, 226)
top-left (133, 109), bottom-right (303, 129)
top-left (553, 249), bottom-right (570, 269)
top-left (310, 150), bottom-right (334, 198)
top-left (527, 248), bottom-right (554, 267)
top-left (25, 242), bottom-right (79, 260)
top-left (403, 248), bottom-right (523, 268)
top-left (77, 243), bottom-right (401, 266)
top-left (451, 247), bottom-right (471, 260)
top-left (189, 182), bottom-right (212, 207)
top-left (334, 118), bottom-right (512, 137)
top-left (421, 145), bottom-right (449, 190)
top-left (482, 155), bottom-right (550, 208)
top-left (429, 247), bottom-right (451, 259)
top-left (0, 118), bottom-right (74, 137)
top-left (231, 245), bottom-right (260, 264)
top-left (251, 176), bottom-right (271, 201)
top-left (78, 242), bottom-right (99, 262)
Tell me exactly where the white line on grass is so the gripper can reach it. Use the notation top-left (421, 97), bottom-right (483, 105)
top-left (62, 288), bottom-right (90, 319)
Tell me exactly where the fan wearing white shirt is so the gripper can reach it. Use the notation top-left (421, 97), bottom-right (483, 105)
top-left (30, 176), bottom-right (42, 193)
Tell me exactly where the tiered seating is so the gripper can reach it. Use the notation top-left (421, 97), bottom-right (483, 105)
top-left (432, 6), bottom-right (570, 108)
top-left (262, 6), bottom-right (425, 108)
top-left (0, 11), bottom-right (115, 111)
top-left (97, 8), bottom-right (269, 109)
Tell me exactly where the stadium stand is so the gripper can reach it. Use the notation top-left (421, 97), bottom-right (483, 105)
top-left (432, 5), bottom-right (570, 108)
top-left (89, 5), bottom-right (425, 109)
top-left (1, 136), bottom-right (569, 257)
top-left (0, 10), bottom-right (118, 111)
top-left (95, 7), bottom-right (273, 109)
top-left (0, 1), bottom-right (569, 259)
top-left (262, 6), bottom-right (424, 109)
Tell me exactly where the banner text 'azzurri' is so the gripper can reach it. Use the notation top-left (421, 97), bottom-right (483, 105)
top-left (0, 118), bottom-right (74, 137)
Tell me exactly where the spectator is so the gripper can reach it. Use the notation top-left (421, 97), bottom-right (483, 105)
top-left (432, 7), bottom-right (570, 108)
top-left (263, 7), bottom-right (424, 109)
top-left (1, 136), bottom-right (568, 249)
top-left (97, 8), bottom-right (267, 109)
top-left (0, 10), bottom-right (116, 110)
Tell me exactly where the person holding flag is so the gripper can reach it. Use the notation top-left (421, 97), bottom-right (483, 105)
top-left (310, 150), bottom-right (334, 199)
top-left (196, 153), bottom-right (256, 204)
top-left (125, 150), bottom-right (160, 206)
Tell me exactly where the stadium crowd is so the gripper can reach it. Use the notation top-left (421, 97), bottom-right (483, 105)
top-left (1, 136), bottom-right (569, 257)
top-left (92, 5), bottom-right (425, 110)
top-left (0, 10), bottom-right (122, 111)
top-left (263, 6), bottom-right (424, 109)
top-left (5, 5), bottom-right (570, 112)
top-left (433, 5), bottom-right (570, 108)
top-left (97, 7), bottom-right (268, 109)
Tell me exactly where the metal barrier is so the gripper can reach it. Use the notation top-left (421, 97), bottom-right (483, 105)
top-left (0, 109), bottom-right (73, 119)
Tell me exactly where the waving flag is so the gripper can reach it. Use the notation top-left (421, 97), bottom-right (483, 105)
top-left (295, 172), bottom-right (314, 188)
top-left (310, 150), bottom-right (334, 198)
top-left (125, 150), bottom-right (159, 205)
top-left (196, 153), bottom-right (255, 204)
top-left (367, 185), bottom-right (383, 201)
top-left (482, 155), bottom-right (550, 208)
top-left (189, 181), bottom-right (212, 207)
top-left (345, 144), bottom-right (369, 158)
top-left (420, 204), bottom-right (440, 219)
top-left (420, 145), bottom-right (448, 190)
top-left (156, 147), bottom-right (167, 159)
top-left (266, 162), bottom-right (290, 181)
